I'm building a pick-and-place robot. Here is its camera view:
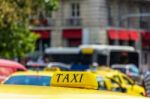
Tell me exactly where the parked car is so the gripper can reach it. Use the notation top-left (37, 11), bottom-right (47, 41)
top-left (0, 59), bottom-right (27, 82)
top-left (0, 71), bottom-right (149, 99)
top-left (111, 64), bottom-right (141, 82)
top-left (46, 62), bottom-right (71, 71)
top-left (96, 68), bottom-right (146, 96)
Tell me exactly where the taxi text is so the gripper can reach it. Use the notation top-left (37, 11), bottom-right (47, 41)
top-left (56, 74), bottom-right (84, 83)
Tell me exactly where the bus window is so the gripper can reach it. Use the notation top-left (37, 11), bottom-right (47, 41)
top-left (97, 54), bottom-right (107, 66)
top-left (79, 54), bottom-right (93, 65)
top-left (47, 54), bottom-right (78, 64)
top-left (128, 52), bottom-right (139, 67)
top-left (110, 52), bottom-right (121, 65)
top-left (47, 53), bottom-right (93, 66)
top-left (110, 51), bottom-right (139, 67)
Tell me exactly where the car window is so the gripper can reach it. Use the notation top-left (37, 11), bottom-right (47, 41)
top-left (4, 75), bottom-right (51, 86)
top-left (129, 66), bottom-right (139, 75)
top-left (113, 75), bottom-right (122, 83)
top-left (122, 75), bottom-right (133, 85)
top-left (97, 77), bottom-right (107, 90)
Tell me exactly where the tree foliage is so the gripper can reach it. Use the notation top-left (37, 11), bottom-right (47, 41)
top-left (0, 0), bottom-right (58, 58)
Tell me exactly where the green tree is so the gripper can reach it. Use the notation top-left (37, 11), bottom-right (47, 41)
top-left (0, 0), bottom-right (58, 58)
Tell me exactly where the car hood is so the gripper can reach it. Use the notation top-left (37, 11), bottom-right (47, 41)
top-left (0, 85), bottom-right (148, 99)
top-left (133, 84), bottom-right (145, 94)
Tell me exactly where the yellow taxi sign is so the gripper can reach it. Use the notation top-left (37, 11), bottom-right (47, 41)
top-left (81, 48), bottom-right (94, 54)
top-left (51, 71), bottom-right (98, 90)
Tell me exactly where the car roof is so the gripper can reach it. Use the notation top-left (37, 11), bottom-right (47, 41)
top-left (112, 64), bottom-right (137, 68)
top-left (10, 71), bottom-right (54, 77)
top-left (112, 66), bottom-right (128, 69)
top-left (96, 69), bottom-right (126, 77)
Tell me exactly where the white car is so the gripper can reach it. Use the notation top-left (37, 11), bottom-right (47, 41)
top-left (112, 64), bottom-right (140, 76)
top-left (47, 62), bottom-right (71, 70)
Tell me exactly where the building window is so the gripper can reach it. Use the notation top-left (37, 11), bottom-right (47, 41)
top-left (107, 1), bottom-right (116, 26)
top-left (118, 2), bottom-right (129, 28)
top-left (71, 3), bottom-right (80, 18)
top-left (66, 3), bottom-right (81, 26)
top-left (139, 4), bottom-right (150, 29)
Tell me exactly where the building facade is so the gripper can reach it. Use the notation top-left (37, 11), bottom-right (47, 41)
top-left (29, 0), bottom-right (150, 70)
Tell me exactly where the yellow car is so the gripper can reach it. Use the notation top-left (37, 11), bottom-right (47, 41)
top-left (96, 68), bottom-right (146, 96)
top-left (2, 70), bottom-right (110, 91)
top-left (89, 69), bottom-right (126, 92)
top-left (2, 71), bottom-right (53, 86)
top-left (96, 75), bottom-right (113, 91)
top-left (0, 71), bottom-right (149, 99)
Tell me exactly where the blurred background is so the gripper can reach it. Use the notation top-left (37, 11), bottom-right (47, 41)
top-left (0, 0), bottom-right (150, 74)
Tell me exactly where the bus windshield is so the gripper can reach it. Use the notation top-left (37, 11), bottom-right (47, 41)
top-left (47, 54), bottom-right (78, 64)
top-left (79, 54), bottom-right (93, 65)
top-left (97, 54), bottom-right (107, 66)
top-left (110, 51), bottom-right (139, 67)
top-left (46, 53), bottom-right (93, 65)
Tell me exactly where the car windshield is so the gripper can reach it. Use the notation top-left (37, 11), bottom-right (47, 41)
top-left (113, 68), bottom-right (126, 73)
top-left (4, 75), bottom-right (51, 86)
top-left (129, 66), bottom-right (139, 75)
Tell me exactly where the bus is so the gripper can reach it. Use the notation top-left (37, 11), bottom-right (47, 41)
top-left (44, 45), bottom-right (140, 70)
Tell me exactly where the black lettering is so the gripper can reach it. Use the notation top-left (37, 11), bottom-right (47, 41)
top-left (62, 74), bottom-right (69, 82)
top-left (71, 74), bottom-right (79, 82)
top-left (79, 74), bottom-right (83, 82)
top-left (56, 74), bottom-right (63, 82)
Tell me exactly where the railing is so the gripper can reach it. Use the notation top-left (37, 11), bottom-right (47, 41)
top-left (64, 18), bottom-right (82, 27)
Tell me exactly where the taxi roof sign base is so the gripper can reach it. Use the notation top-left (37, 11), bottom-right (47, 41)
top-left (51, 71), bottom-right (98, 90)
